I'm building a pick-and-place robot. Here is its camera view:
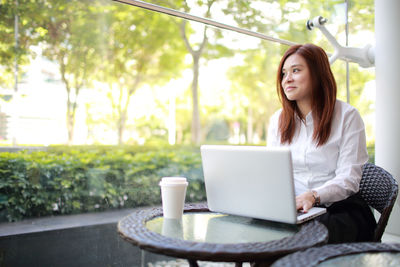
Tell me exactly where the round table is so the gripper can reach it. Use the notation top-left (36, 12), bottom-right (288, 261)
top-left (271, 242), bottom-right (400, 267)
top-left (118, 203), bottom-right (328, 266)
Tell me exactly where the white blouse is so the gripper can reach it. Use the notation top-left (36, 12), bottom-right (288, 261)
top-left (267, 100), bottom-right (369, 205)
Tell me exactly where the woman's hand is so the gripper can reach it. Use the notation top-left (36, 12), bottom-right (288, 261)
top-left (296, 191), bottom-right (315, 212)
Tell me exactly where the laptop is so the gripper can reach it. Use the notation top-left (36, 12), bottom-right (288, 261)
top-left (200, 145), bottom-right (326, 224)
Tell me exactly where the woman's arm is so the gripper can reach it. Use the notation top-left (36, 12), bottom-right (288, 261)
top-left (314, 107), bottom-right (369, 204)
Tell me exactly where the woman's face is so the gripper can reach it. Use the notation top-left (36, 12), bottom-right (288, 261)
top-left (281, 54), bottom-right (313, 107)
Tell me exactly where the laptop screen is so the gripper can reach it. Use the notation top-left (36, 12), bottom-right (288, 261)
top-left (200, 145), bottom-right (298, 224)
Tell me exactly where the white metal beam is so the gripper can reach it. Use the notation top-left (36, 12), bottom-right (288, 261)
top-left (112, 0), bottom-right (297, 46)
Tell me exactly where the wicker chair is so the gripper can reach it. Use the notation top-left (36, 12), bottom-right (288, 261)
top-left (271, 242), bottom-right (400, 267)
top-left (359, 163), bottom-right (398, 242)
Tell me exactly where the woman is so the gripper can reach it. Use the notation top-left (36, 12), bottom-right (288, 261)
top-left (267, 43), bottom-right (376, 243)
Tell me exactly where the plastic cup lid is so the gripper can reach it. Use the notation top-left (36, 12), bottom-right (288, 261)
top-left (159, 177), bottom-right (188, 186)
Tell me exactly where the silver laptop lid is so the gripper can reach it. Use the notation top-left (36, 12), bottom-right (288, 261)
top-left (200, 145), bottom-right (298, 224)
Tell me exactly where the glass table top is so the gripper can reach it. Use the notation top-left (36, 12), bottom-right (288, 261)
top-left (146, 212), bottom-right (300, 244)
top-left (318, 252), bottom-right (400, 267)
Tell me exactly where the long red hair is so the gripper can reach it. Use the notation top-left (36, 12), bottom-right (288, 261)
top-left (276, 44), bottom-right (337, 146)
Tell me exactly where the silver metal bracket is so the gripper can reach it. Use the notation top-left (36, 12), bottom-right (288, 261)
top-left (307, 16), bottom-right (375, 68)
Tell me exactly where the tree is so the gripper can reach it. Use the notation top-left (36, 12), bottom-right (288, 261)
top-left (180, 17), bottom-right (207, 145)
top-left (227, 44), bottom-right (281, 144)
top-left (0, 0), bottom-right (46, 89)
top-left (40, 0), bottom-right (102, 144)
top-left (98, 2), bottom-right (186, 145)
top-left (171, 0), bottom-right (216, 145)
top-left (154, 0), bottom-right (269, 144)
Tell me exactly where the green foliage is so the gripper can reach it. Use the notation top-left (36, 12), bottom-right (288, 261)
top-left (0, 145), bottom-right (205, 222)
top-left (367, 144), bottom-right (375, 164)
top-left (0, 0), bottom-right (46, 88)
top-left (37, 0), bottom-right (106, 144)
top-left (97, 1), bottom-right (186, 144)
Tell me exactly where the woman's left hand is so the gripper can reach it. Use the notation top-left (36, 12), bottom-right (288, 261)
top-left (296, 191), bottom-right (315, 212)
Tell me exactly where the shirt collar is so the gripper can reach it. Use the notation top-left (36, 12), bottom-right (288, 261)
top-left (305, 112), bottom-right (313, 125)
top-left (295, 111), bottom-right (313, 126)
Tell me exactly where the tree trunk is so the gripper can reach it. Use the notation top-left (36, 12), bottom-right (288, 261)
top-left (191, 55), bottom-right (201, 144)
top-left (67, 107), bottom-right (74, 145)
top-left (117, 112), bottom-right (126, 145)
top-left (60, 54), bottom-right (83, 146)
top-left (115, 77), bottom-right (139, 145)
top-left (66, 92), bottom-right (78, 145)
top-left (179, 19), bottom-right (208, 145)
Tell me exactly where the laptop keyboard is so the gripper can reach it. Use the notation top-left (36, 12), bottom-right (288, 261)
top-left (297, 210), bottom-right (306, 216)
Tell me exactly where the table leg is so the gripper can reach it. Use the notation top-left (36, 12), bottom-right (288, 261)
top-left (235, 262), bottom-right (243, 267)
top-left (141, 250), bottom-right (146, 267)
top-left (250, 261), bottom-right (273, 267)
top-left (187, 259), bottom-right (199, 267)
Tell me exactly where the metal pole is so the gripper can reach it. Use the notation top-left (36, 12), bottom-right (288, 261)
top-left (345, 0), bottom-right (350, 103)
top-left (112, 0), bottom-right (297, 47)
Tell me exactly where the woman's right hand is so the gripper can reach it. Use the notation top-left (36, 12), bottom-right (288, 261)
top-left (296, 191), bottom-right (315, 212)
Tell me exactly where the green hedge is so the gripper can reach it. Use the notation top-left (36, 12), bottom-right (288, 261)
top-left (0, 144), bottom-right (376, 222)
top-left (0, 145), bottom-right (205, 222)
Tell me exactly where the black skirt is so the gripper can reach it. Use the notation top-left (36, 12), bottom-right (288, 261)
top-left (316, 192), bottom-right (377, 243)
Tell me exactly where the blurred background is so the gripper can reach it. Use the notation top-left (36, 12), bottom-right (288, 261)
top-left (0, 0), bottom-right (375, 148)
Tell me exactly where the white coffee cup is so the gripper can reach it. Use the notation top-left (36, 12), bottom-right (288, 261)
top-left (159, 177), bottom-right (188, 219)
